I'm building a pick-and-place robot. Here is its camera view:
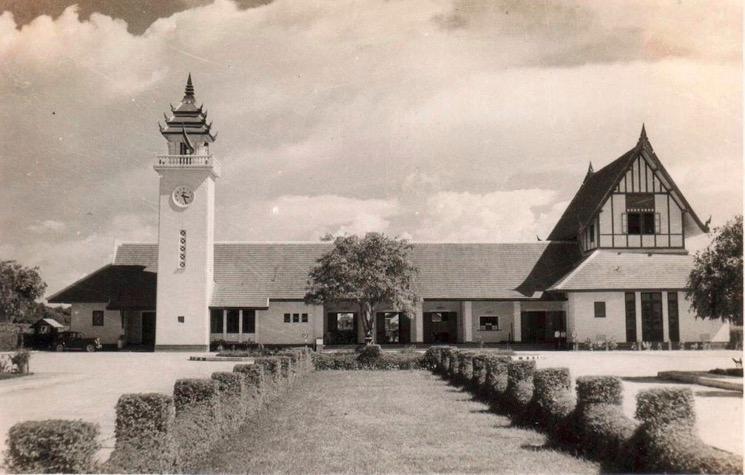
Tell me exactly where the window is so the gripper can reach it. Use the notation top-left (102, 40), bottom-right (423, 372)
top-left (226, 309), bottom-right (240, 333)
top-left (284, 313), bottom-right (291, 323)
top-left (210, 309), bottom-right (223, 333)
top-left (301, 313), bottom-right (308, 323)
top-left (594, 302), bottom-right (606, 318)
top-left (292, 313), bottom-right (300, 323)
top-left (242, 310), bottom-right (255, 334)
top-left (177, 316), bottom-right (185, 323)
top-left (92, 310), bottom-right (104, 327)
top-left (626, 193), bottom-right (656, 235)
top-left (479, 316), bottom-right (500, 331)
top-left (589, 224), bottom-right (595, 243)
top-left (337, 313), bottom-right (354, 331)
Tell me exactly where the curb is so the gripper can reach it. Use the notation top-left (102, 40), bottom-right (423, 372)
top-left (657, 371), bottom-right (743, 392)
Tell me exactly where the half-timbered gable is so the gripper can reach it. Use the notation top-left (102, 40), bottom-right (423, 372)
top-left (548, 126), bottom-right (708, 252)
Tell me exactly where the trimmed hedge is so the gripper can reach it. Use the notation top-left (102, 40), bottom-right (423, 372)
top-left (422, 346), bottom-right (449, 370)
top-left (471, 355), bottom-right (487, 388)
top-left (575, 376), bottom-right (623, 406)
top-left (504, 360), bottom-right (535, 414)
top-left (312, 351), bottom-right (423, 370)
top-left (483, 355), bottom-right (510, 402)
top-left (4, 419), bottom-right (100, 473)
top-left (631, 387), bottom-right (743, 474)
top-left (457, 353), bottom-right (474, 385)
top-left (211, 372), bottom-right (247, 434)
top-left (107, 393), bottom-right (177, 473)
top-left (253, 357), bottom-right (283, 395)
top-left (574, 376), bottom-right (636, 469)
top-left (233, 363), bottom-right (265, 414)
top-left (440, 348), bottom-right (455, 374)
top-left (172, 378), bottom-right (222, 470)
top-left (528, 368), bottom-right (574, 433)
top-left (448, 351), bottom-right (461, 379)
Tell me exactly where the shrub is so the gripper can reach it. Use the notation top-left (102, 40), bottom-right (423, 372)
top-left (4, 419), bottom-right (100, 474)
top-left (108, 393), bottom-right (177, 473)
top-left (530, 368), bottom-right (572, 424)
top-left (709, 367), bottom-right (743, 377)
top-left (471, 354), bottom-right (487, 388)
top-left (505, 360), bottom-right (535, 414)
top-left (483, 355), bottom-right (510, 403)
top-left (574, 375), bottom-right (635, 469)
top-left (422, 346), bottom-right (447, 370)
top-left (253, 357), bottom-right (283, 395)
top-left (233, 363), bottom-right (265, 414)
top-left (440, 348), bottom-right (455, 374)
top-left (172, 378), bottom-right (222, 471)
top-left (448, 351), bottom-right (461, 380)
top-left (312, 351), bottom-right (423, 370)
top-left (10, 349), bottom-right (30, 374)
top-left (211, 372), bottom-right (246, 434)
top-left (575, 376), bottom-right (622, 406)
top-left (277, 356), bottom-right (292, 384)
top-left (631, 387), bottom-right (743, 474)
top-left (457, 353), bottom-right (474, 385)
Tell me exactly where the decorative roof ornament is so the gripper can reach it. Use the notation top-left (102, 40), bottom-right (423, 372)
top-left (583, 161), bottom-right (594, 184)
top-left (638, 123), bottom-right (648, 144)
top-left (159, 73), bottom-right (217, 143)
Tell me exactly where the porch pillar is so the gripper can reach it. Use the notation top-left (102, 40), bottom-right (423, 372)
top-left (662, 292), bottom-right (670, 342)
top-left (413, 299), bottom-right (423, 343)
top-left (512, 302), bottom-right (521, 342)
top-left (222, 309), bottom-right (227, 340)
top-left (462, 301), bottom-right (473, 343)
top-left (635, 292), bottom-right (643, 342)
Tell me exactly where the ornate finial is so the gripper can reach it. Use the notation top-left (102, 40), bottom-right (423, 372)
top-left (583, 161), bottom-right (594, 184)
top-left (185, 73), bottom-right (195, 97)
top-left (639, 123), bottom-right (648, 143)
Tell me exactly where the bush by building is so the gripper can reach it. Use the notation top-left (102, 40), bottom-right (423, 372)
top-left (172, 378), bottom-right (222, 471)
top-left (312, 350), bottom-right (423, 370)
top-left (504, 360), bottom-right (535, 415)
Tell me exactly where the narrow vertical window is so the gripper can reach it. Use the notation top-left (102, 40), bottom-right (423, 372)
top-left (242, 310), bottom-right (255, 334)
top-left (667, 292), bottom-right (680, 343)
top-left (210, 309), bottom-right (223, 333)
top-left (625, 292), bottom-right (636, 342)
top-left (593, 302), bottom-right (606, 318)
top-left (92, 311), bottom-right (104, 327)
top-left (226, 309), bottom-right (240, 333)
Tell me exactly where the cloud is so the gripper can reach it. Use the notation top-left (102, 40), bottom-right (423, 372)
top-left (27, 219), bottom-right (66, 233)
top-left (0, 0), bottom-right (740, 296)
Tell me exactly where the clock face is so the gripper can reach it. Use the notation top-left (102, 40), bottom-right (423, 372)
top-left (172, 185), bottom-right (194, 208)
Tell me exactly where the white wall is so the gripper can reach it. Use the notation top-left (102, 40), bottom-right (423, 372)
top-left (470, 301), bottom-right (514, 343)
top-left (256, 301), bottom-right (323, 345)
top-left (70, 303), bottom-right (123, 345)
top-left (155, 168), bottom-right (216, 350)
top-left (566, 291), bottom-right (730, 343)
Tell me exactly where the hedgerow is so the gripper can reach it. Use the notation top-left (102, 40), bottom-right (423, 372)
top-left (527, 367), bottom-right (575, 436)
top-left (312, 350), bottom-right (423, 370)
top-left (483, 355), bottom-right (510, 403)
top-left (4, 420), bottom-right (100, 474)
top-left (172, 378), bottom-right (222, 471)
top-left (233, 363), bottom-right (265, 415)
top-left (504, 360), bottom-right (535, 415)
top-left (107, 393), bottom-right (177, 473)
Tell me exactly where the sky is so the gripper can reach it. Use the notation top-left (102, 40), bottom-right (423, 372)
top-left (0, 0), bottom-right (741, 297)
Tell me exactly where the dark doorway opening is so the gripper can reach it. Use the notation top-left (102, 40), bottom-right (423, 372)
top-left (641, 292), bottom-right (664, 342)
top-left (141, 311), bottom-right (156, 347)
top-left (375, 312), bottom-right (411, 344)
top-left (326, 312), bottom-right (358, 344)
top-left (423, 312), bottom-right (458, 344)
top-left (520, 311), bottom-right (565, 343)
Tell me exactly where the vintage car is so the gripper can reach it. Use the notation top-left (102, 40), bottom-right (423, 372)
top-left (51, 331), bottom-right (102, 352)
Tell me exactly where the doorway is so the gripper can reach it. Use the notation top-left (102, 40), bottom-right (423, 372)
top-left (520, 311), bottom-right (565, 343)
top-left (375, 312), bottom-right (411, 344)
top-left (423, 312), bottom-right (458, 344)
top-left (641, 292), bottom-right (664, 342)
top-left (326, 312), bottom-right (358, 344)
top-left (141, 311), bottom-right (156, 347)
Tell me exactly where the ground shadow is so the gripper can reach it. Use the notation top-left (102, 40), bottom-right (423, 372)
top-left (694, 389), bottom-right (742, 398)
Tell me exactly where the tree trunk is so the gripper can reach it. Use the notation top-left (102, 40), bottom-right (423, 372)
top-left (360, 301), bottom-right (374, 345)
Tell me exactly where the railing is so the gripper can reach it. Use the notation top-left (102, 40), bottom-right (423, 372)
top-left (155, 154), bottom-right (214, 167)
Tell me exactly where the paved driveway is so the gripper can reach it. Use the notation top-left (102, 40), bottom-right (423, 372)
top-left (533, 350), bottom-right (742, 455)
top-left (0, 352), bottom-right (238, 469)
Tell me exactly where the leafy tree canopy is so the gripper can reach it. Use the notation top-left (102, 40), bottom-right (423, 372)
top-left (0, 261), bottom-right (47, 323)
top-left (687, 215), bottom-right (743, 325)
top-left (305, 233), bottom-right (418, 343)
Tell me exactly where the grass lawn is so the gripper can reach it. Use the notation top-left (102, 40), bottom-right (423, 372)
top-left (199, 371), bottom-right (599, 474)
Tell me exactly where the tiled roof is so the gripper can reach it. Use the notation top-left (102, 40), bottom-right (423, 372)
top-left (547, 148), bottom-right (636, 241)
top-left (108, 241), bottom-right (582, 306)
top-left (548, 250), bottom-right (693, 291)
top-left (48, 264), bottom-right (157, 308)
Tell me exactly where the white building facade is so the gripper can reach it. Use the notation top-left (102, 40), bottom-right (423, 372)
top-left (49, 78), bottom-right (730, 350)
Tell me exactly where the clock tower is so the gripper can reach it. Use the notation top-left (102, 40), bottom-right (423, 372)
top-left (153, 74), bottom-right (219, 351)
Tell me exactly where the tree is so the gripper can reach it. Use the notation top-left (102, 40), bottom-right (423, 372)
top-left (305, 233), bottom-right (418, 344)
top-left (687, 215), bottom-right (743, 325)
top-left (0, 261), bottom-right (47, 323)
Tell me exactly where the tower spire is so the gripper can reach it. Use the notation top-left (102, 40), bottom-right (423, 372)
top-left (583, 161), bottom-right (594, 184)
top-left (638, 123), bottom-right (648, 143)
top-left (185, 73), bottom-right (195, 98)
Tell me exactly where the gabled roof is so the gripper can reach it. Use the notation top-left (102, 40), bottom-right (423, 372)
top-left (548, 249), bottom-right (693, 291)
top-left (547, 126), bottom-right (708, 241)
top-left (91, 241), bottom-right (582, 307)
top-left (48, 264), bottom-right (157, 309)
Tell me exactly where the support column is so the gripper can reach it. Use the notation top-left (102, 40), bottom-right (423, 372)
top-left (238, 309), bottom-right (243, 336)
top-left (512, 302), bottom-right (521, 342)
top-left (222, 309), bottom-right (227, 340)
top-left (413, 299), bottom-right (423, 343)
top-left (662, 292), bottom-right (670, 342)
top-left (635, 292), bottom-right (643, 342)
top-left (462, 301), bottom-right (473, 343)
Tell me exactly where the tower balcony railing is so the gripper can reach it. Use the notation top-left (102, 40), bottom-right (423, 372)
top-left (154, 154), bottom-right (221, 176)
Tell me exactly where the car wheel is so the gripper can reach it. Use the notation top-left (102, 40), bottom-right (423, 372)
top-left (85, 343), bottom-right (95, 352)
top-left (55, 344), bottom-right (64, 352)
